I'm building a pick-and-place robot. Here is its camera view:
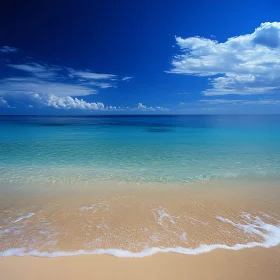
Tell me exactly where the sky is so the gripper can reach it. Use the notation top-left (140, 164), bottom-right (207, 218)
top-left (1, 0), bottom-right (280, 114)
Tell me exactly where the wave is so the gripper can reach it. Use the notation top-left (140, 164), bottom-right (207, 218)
top-left (1, 212), bottom-right (279, 258)
top-left (12, 213), bottom-right (35, 224)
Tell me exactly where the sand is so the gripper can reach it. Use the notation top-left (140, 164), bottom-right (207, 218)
top-left (1, 178), bottom-right (280, 279)
top-left (1, 178), bottom-right (280, 252)
top-left (1, 246), bottom-right (280, 280)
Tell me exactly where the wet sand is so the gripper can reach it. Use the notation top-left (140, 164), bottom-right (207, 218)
top-left (1, 246), bottom-right (280, 280)
top-left (0, 178), bottom-right (280, 253)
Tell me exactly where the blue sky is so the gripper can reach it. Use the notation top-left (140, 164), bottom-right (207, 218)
top-left (1, 0), bottom-right (280, 114)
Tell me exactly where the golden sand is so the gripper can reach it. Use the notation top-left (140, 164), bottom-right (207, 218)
top-left (1, 246), bottom-right (280, 280)
top-left (0, 178), bottom-right (280, 252)
top-left (0, 178), bottom-right (280, 279)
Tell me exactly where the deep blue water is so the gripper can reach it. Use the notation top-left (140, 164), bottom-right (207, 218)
top-left (1, 115), bottom-right (280, 184)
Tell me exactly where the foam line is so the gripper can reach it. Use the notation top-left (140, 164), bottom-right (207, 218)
top-left (12, 213), bottom-right (35, 224)
top-left (0, 240), bottom-right (277, 258)
top-left (1, 213), bottom-right (279, 258)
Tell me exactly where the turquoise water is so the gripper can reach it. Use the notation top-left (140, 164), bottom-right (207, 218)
top-left (1, 115), bottom-right (280, 184)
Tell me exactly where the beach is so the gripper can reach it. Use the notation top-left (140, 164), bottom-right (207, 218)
top-left (1, 116), bottom-right (280, 279)
top-left (1, 0), bottom-right (280, 277)
top-left (1, 246), bottom-right (280, 280)
top-left (1, 178), bottom-right (280, 255)
top-left (1, 179), bottom-right (280, 280)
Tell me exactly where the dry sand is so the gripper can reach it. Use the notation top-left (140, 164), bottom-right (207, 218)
top-left (1, 246), bottom-right (280, 280)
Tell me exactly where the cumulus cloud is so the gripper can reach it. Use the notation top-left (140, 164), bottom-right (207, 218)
top-left (1, 88), bottom-right (170, 112)
top-left (1, 91), bottom-right (116, 111)
top-left (136, 103), bottom-right (169, 111)
top-left (0, 97), bottom-right (10, 107)
top-left (31, 93), bottom-right (106, 110)
top-left (0, 46), bottom-right (18, 53)
top-left (169, 22), bottom-right (280, 95)
top-left (10, 93), bottom-right (169, 112)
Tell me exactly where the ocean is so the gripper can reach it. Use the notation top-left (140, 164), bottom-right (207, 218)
top-left (0, 115), bottom-right (280, 257)
top-left (1, 115), bottom-right (280, 184)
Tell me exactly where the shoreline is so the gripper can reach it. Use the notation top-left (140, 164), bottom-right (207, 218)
top-left (0, 179), bottom-right (280, 279)
top-left (1, 246), bottom-right (280, 280)
top-left (0, 178), bottom-right (280, 254)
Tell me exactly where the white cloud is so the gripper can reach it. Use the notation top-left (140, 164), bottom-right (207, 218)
top-left (30, 95), bottom-right (169, 112)
top-left (68, 69), bottom-right (116, 80)
top-left (1, 61), bottom-right (132, 98)
top-left (8, 63), bottom-right (60, 78)
top-left (1, 89), bottom-right (170, 112)
top-left (31, 93), bottom-right (106, 110)
top-left (169, 22), bottom-right (280, 95)
top-left (8, 63), bottom-right (117, 84)
top-left (199, 99), bottom-right (280, 105)
top-left (26, 93), bottom-right (170, 112)
top-left (85, 81), bottom-right (116, 89)
top-left (0, 46), bottom-right (18, 53)
top-left (0, 77), bottom-right (97, 97)
top-left (9, 63), bottom-right (47, 73)
top-left (137, 102), bottom-right (149, 110)
top-left (0, 52), bottom-right (157, 112)
top-left (136, 103), bottom-right (169, 111)
top-left (122, 76), bottom-right (133, 81)
top-left (0, 97), bottom-right (10, 107)
top-left (2, 91), bottom-right (115, 111)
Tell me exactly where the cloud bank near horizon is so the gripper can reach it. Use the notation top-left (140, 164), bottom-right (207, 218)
top-left (0, 51), bottom-right (147, 112)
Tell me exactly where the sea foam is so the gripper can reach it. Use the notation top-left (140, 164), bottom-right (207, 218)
top-left (12, 213), bottom-right (35, 224)
top-left (0, 213), bottom-right (279, 258)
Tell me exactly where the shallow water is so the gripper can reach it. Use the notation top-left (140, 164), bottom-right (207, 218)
top-left (1, 115), bottom-right (280, 184)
